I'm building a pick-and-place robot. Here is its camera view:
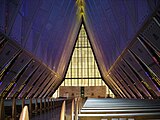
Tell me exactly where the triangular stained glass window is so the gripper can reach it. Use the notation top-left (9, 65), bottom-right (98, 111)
top-left (53, 24), bottom-right (115, 98)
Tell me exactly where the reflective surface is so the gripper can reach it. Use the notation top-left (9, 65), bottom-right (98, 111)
top-left (79, 98), bottom-right (160, 120)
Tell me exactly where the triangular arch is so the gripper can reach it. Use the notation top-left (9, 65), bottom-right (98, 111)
top-left (53, 24), bottom-right (115, 98)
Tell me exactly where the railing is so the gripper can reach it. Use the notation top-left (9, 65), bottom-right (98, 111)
top-left (0, 97), bottom-right (54, 120)
top-left (0, 97), bottom-right (87, 120)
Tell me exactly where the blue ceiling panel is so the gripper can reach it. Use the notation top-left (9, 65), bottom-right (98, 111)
top-left (84, 0), bottom-right (159, 70)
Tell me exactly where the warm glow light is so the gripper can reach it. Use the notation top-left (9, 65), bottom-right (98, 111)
top-left (53, 25), bottom-right (115, 98)
top-left (76, 0), bottom-right (85, 17)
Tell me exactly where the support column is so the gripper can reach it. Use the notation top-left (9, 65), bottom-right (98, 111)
top-left (22, 98), bottom-right (25, 109)
top-left (50, 98), bottom-right (52, 108)
top-left (29, 98), bottom-right (32, 117)
top-left (50, 98), bottom-right (53, 107)
top-left (35, 98), bottom-right (38, 114)
top-left (47, 98), bottom-right (50, 109)
top-left (12, 97), bottom-right (16, 120)
top-left (40, 98), bottom-right (42, 113)
top-left (52, 99), bottom-right (54, 108)
top-left (48, 98), bottom-right (50, 109)
top-left (51, 98), bottom-right (53, 108)
top-left (0, 97), bottom-right (5, 120)
top-left (44, 98), bottom-right (46, 111)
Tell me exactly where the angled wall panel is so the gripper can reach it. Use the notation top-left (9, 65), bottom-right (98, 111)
top-left (0, 33), bottom-right (6, 45)
top-left (0, 0), bottom-right (5, 32)
top-left (123, 52), bottom-right (160, 97)
top-left (119, 59), bottom-right (151, 99)
top-left (7, 60), bottom-right (40, 98)
top-left (141, 19), bottom-right (160, 51)
top-left (109, 72), bottom-right (128, 98)
top-left (33, 73), bottom-right (53, 98)
top-left (138, 37), bottom-right (160, 65)
top-left (0, 42), bottom-right (21, 71)
top-left (0, 51), bottom-right (31, 97)
top-left (118, 63), bottom-right (144, 99)
top-left (39, 76), bottom-right (55, 98)
top-left (33, 74), bottom-right (54, 98)
top-left (26, 69), bottom-right (50, 98)
top-left (111, 69), bottom-right (132, 98)
top-left (46, 86), bottom-right (57, 98)
top-left (44, 81), bottom-right (59, 98)
top-left (18, 65), bottom-right (46, 98)
top-left (115, 65), bottom-right (138, 99)
top-left (130, 39), bottom-right (160, 79)
top-left (105, 76), bottom-right (124, 98)
top-left (155, 8), bottom-right (160, 19)
top-left (129, 50), bottom-right (160, 92)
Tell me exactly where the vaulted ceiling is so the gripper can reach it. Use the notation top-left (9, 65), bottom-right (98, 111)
top-left (0, 0), bottom-right (160, 98)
